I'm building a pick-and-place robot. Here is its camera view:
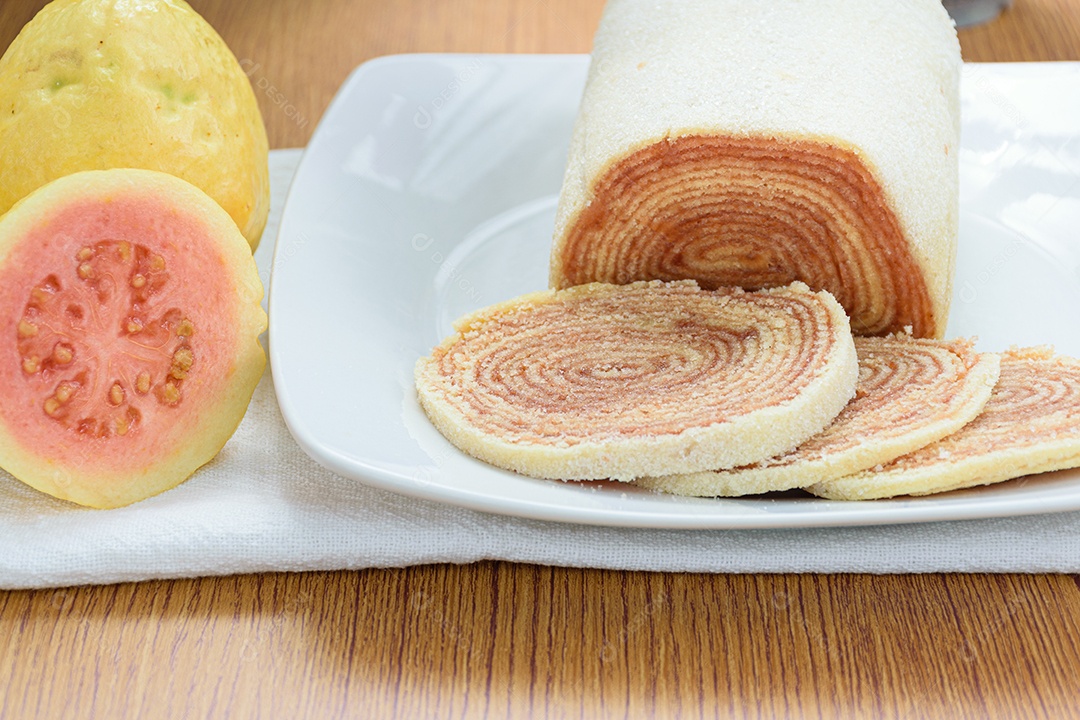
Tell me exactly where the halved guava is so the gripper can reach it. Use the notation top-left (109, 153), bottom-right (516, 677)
top-left (0, 169), bottom-right (266, 508)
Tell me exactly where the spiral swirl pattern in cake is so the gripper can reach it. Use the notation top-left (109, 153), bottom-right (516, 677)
top-left (810, 348), bottom-right (1080, 500)
top-left (637, 336), bottom-right (1000, 497)
top-left (415, 281), bottom-right (858, 481)
top-left (553, 136), bottom-right (937, 336)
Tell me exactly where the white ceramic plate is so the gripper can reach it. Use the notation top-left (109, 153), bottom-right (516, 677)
top-left (269, 55), bottom-right (1080, 528)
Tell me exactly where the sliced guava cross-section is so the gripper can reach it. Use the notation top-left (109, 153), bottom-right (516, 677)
top-left (19, 240), bottom-right (198, 438)
top-left (0, 169), bottom-right (266, 509)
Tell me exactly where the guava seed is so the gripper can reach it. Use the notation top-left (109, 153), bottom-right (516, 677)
top-left (169, 346), bottom-right (194, 379)
top-left (55, 382), bottom-right (76, 404)
top-left (43, 398), bottom-right (61, 417)
top-left (176, 319), bottom-right (194, 337)
top-left (158, 382), bottom-right (181, 405)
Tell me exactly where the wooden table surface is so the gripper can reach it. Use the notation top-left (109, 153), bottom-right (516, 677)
top-left (2, 1), bottom-right (1080, 718)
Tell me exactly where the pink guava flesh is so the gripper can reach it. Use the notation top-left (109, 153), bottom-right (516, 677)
top-left (0, 192), bottom-right (240, 475)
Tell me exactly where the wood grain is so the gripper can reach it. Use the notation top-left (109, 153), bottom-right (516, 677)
top-left (3, 1), bottom-right (1080, 718)
top-left (3, 568), bottom-right (1080, 719)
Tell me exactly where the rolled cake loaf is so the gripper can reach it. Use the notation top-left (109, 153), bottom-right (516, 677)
top-left (415, 281), bottom-right (857, 481)
top-left (551, 0), bottom-right (961, 338)
top-left (636, 337), bottom-right (1000, 497)
top-left (810, 348), bottom-right (1080, 500)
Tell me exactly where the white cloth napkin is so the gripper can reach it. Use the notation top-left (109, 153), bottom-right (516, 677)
top-left (2, 150), bottom-right (1078, 590)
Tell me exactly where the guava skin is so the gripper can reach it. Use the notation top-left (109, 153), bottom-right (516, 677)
top-left (0, 169), bottom-right (266, 509)
top-left (0, 0), bottom-right (270, 251)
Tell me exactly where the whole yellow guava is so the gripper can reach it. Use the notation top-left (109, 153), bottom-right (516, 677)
top-left (0, 0), bottom-right (269, 251)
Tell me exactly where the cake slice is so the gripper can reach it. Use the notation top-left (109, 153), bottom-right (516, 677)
top-left (637, 337), bottom-right (1000, 497)
top-left (810, 348), bottom-right (1080, 500)
top-left (415, 281), bottom-right (857, 481)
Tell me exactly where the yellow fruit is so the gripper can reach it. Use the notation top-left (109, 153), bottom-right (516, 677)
top-left (0, 0), bottom-right (269, 251)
